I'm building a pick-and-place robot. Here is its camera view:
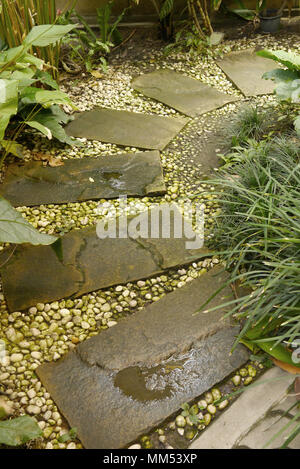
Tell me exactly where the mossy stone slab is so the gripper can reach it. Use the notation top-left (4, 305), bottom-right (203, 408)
top-left (65, 108), bottom-right (188, 150)
top-left (0, 151), bottom-right (166, 207)
top-left (37, 266), bottom-right (249, 449)
top-left (132, 69), bottom-right (239, 117)
top-left (0, 204), bottom-right (208, 311)
top-left (216, 49), bottom-right (275, 96)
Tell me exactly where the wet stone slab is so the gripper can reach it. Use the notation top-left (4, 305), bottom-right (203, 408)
top-left (0, 204), bottom-right (208, 311)
top-left (0, 151), bottom-right (166, 207)
top-left (216, 49), bottom-right (275, 97)
top-left (65, 108), bottom-right (188, 150)
top-left (132, 69), bottom-right (239, 117)
top-left (37, 266), bottom-right (249, 449)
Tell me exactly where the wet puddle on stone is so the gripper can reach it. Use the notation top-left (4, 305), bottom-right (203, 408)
top-left (102, 171), bottom-right (123, 181)
top-left (113, 348), bottom-right (203, 402)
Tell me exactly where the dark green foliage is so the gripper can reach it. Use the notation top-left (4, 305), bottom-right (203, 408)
top-left (201, 135), bottom-right (300, 359)
top-left (220, 105), bottom-right (280, 151)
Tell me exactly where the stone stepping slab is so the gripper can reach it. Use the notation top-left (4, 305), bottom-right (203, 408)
top-left (0, 151), bottom-right (166, 207)
top-left (37, 266), bottom-right (249, 449)
top-left (132, 69), bottom-right (239, 117)
top-left (65, 108), bottom-right (188, 150)
top-left (216, 49), bottom-right (275, 97)
top-left (189, 367), bottom-right (294, 449)
top-left (0, 204), bottom-right (208, 311)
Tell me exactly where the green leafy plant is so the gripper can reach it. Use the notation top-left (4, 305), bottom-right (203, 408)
top-left (0, 0), bottom-right (62, 80)
top-left (58, 0), bottom-right (132, 73)
top-left (0, 23), bottom-right (78, 167)
top-left (220, 139), bottom-right (269, 168)
top-left (134, 0), bottom-right (224, 46)
top-left (220, 105), bottom-right (278, 151)
top-left (160, 0), bottom-right (175, 19)
top-left (229, 0), bottom-right (266, 21)
top-left (58, 427), bottom-right (77, 443)
top-left (164, 23), bottom-right (224, 56)
top-left (0, 415), bottom-right (42, 447)
top-left (196, 135), bottom-right (300, 369)
top-left (0, 196), bottom-right (58, 245)
top-left (257, 49), bottom-right (300, 135)
top-left (229, 0), bottom-right (288, 21)
top-left (180, 403), bottom-right (201, 425)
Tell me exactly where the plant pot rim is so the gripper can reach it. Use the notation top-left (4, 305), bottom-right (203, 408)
top-left (259, 11), bottom-right (282, 20)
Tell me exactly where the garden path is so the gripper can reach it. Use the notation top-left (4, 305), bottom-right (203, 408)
top-left (1, 50), bottom-right (274, 448)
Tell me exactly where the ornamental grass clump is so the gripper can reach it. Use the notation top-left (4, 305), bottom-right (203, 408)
top-left (220, 105), bottom-right (293, 154)
top-left (201, 136), bottom-right (300, 368)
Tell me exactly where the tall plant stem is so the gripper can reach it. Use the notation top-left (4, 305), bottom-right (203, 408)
top-left (201, 0), bottom-right (213, 34)
top-left (187, 0), bottom-right (206, 39)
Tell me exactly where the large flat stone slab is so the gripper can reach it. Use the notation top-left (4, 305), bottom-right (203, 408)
top-left (216, 49), bottom-right (275, 96)
top-left (0, 204), bottom-right (208, 311)
top-left (190, 367), bottom-right (294, 449)
top-left (132, 69), bottom-right (239, 117)
top-left (65, 108), bottom-right (188, 150)
top-left (37, 267), bottom-right (249, 449)
top-left (0, 151), bottom-right (166, 207)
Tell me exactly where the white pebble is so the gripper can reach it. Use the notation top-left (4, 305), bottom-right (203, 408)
top-left (67, 442), bottom-right (76, 449)
top-left (81, 321), bottom-right (90, 329)
top-left (27, 389), bottom-right (36, 399)
top-left (26, 404), bottom-right (41, 415)
top-left (10, 353), bottom-right (23, 363)
top-left (107, 321), bottom-right (117, 327)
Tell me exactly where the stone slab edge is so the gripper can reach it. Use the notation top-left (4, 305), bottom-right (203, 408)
top-left (189, 367), bottom-right (295, 449)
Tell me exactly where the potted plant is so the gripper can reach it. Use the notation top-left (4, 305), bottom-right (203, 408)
top-left (259, 0), bottom-right (287, 33)
top-left (230, 0), bottom-right (289, 33)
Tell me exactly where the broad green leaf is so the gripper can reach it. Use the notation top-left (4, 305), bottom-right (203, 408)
top-left (0, 196), bottom-right (57, 245)
top-left (275, 79), bottom-right (300, 102)
top-left (33, 108), bottom-right (77, 145)
top-left (0, 416), bottom-right (42, 446)
top-left (230, 8), bottom-right (256, 20)
top-left (35, 70), bottom-right (59, 90)
top-left (0, 68), bottom-right (35, 82)
top-left (21, 87), bottom-right (74, 108)
top-left (0, 46), bottom-right (24, 68)
top-left (26, 121), bottom-right (52, 139)
top-left (0, 140), bottom-right (24, 158)
top-left (262, 68), bottom-right (299, 83)
top-left (24, 24), bottom-right (77, 48)
top-left (0, 79), bottom-right (18, 139)
top-left (50, 104), bottom-right (74, 124)
top-left (257, 50), bottom-right (300, 71)
top-left (0, 69), bottom-right (36, 91)
top-left (22, 53), bottom-right (44, 70)
top-left (159, 0), bottom-right (174, 19)
top-left (255, 339), bottom-right (300, 368)
top-left (0, 116), bottom-right (10, 141)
